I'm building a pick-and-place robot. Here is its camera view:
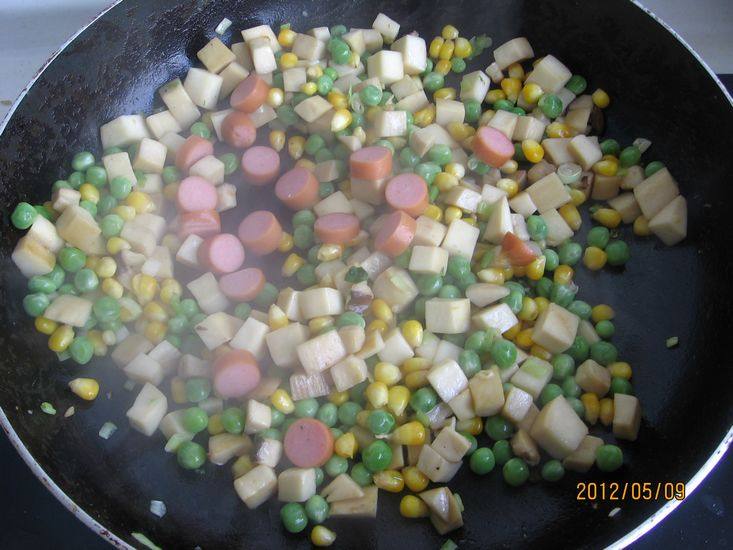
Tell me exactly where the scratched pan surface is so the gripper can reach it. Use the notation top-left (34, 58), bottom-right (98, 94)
top-left (0, 0), bottom-right (732, 548)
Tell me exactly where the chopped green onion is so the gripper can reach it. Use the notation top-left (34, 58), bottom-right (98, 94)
top-left (40, 402), bottom-right (56, 415)
top-left (98, 421), bottom-right (118, 439)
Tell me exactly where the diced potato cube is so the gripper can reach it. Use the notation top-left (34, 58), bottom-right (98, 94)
top-left (502, 385), bottom-right (534, 424)
top-left (408, 245), bottom-right (449, 275)
top-left (372, 13), bottom-right (400, 42)
top-left (433, 339), bottom-right (462, 364)
top-left (510, 357), bottom-right (553, 399)
top-left (513, 116), bottom-right (547, 142)
top-left (648, 195), bottom-right (687, 246)
top-left (230, 317), bottom-right (270, 359)
top-left (297, 330), bottom-right (347, 375)
top-left (356, 329), bottom-right (385, 360)
top-left (529, 396), bottom-right (588, 459)
top-left (469, 368), bottom-right (505, 416)
top-left (414, 215), bottom-right (447, 247)
top-left (189, 155), bottom-right (225, 185)
top-left (278, 468), bottom-right (316, 503)
top-left (126, 382), bottom-right (168, 436)
top-left (431, 426), bottom-right (471, 462)
top-left (483, 196), bottom-right (513, 244)
top-left (294, 95), bottom-right (333, 123)
top-left (241, 25), bottom-right (280, 50)
top-left (425, 298), bottom-right (471, 334)
top-left (487, 110), bottom-right (519, 139)
top-left (331, 355), bottom-right (369, 392)
top-left (209, 433), bottom-right (251, 465)
top-left (265, 323), bottom-right (309, 368)
top-left (372, 266), bottom-right (418, 313)
top-left (133, 138), bottom-right (166, 174)
top-left (427, 359), bottom-right (468, 403)
top-left (443, 185), bottom-right (482, 213)
top-left (231, 42), bottom-right (254, 71)
top-left (159, 78), bottom-right (201, 127)
top-left (350, 176), bottom-right (388, 205)
top-left (290, 372), bottom-right (331, 400)
top-left (112, 334), bottom-right (153, 367)
top-left (395, 90), bottom-right (430, 113)
top-left (374, 110), bottom-right (407, 137)
top-left (542, 138), bottom-right (573, 165)
top-left (314, 160), bottom-right (343, 183)
top-left (531, 302), bottom-right (579, 354)
top-left (339, 325), bottom-right (366, 355)
top-left (124, 353), bottom-right (164, 386)
top-left (613, 393), bottom-right (641, 441)
top-left (148, 340), bottom-right (181, 375)
top-left (255, 438), bottom-right (283, 468)
top-left (435, 98), bottom-right (465, 126)
top-left (564, 106), bottom-right (591, 133)
top-left (159, 132), bottom-right (186, 157)
top-left (378, 328), bottom-right (414, 365)
top-left (43, 294), bottom-right (92, 328)
top-left (178, 354), bottom-right (211, 379)
top-left (293, 33), bottom-right (326, 60)
top-left (485, 61), bottom-right (504, 83)
top-left (56, 205), bottom-right (104, 255)
top-left (219, 62), bottom-right (249, 99)
top-left (575, 359), bottom-right (611, 396)
top-left (441, 218), bottom-right (480, 259)
top-left (568, 135), bottom-right (602, 171)
top-left (329, 485), bottom-right (378, 517)
top-left (197, 37), bottom-right (235, 73)
top-left (146, 110), bottom-right (182, 140)
top-left (390, 34), bottom-right (426, 75)
top-left (621, 165), bottom-right (645, 190)
top-left (525, 55), bottom-right (571, 92)
top-left (245, 400), bottom-right (272, 435)
top-left (51, 188), bottom-right (80, 213)
top-left (509, 192), bottom-right (537, 218)
top-left (563, 435), bottom-right (604, 473)
top-left (391, 75), bottom-right (421, 100)
top-left (299, 287), bottom-right (344, 320)
top-left (234, 464), bottom-right (277, 509)
top-left (634, 167), bottom-right (680, 221)
top-left (367, 50), bottom-right (404, 85)
top-left (472, 303), bottom-right (518, 334)
top-left (283, 67), bottom-right (307, 92)
top-left (195, 312), bottom-right (243, 350)
top-left (12, 236), bottom-right (56, 277)
top-left (416, 444), bottom-right (462, 483)
top-left (321, 473), bottom-right (364, 502)
top-left (103, 151), bottom-right (137, 187)
top-left (216, 182), bottom-right (237, 212)
top-left (493, 37), bottom-right (534, 70)
top-left (249, 36), bottom-right (278, 74)
top-left (176, 234), bottom-right (203, 267)
top-left (607, 192), bottom-right (642, 224)
top-left (542, 208), bottom-right (574, 247)
top-left (526, 172), bottom-right (571, 213)
top-left (100, 114), bottom-right (150, 150)
top-left (447, 388), bottom-right (475, 421)
top-left (187, 272), bottom-right (229, 314)
top-left (159, 410), bottom-right (191, 440)
top-left (459, 70), bottom-right (490, 103)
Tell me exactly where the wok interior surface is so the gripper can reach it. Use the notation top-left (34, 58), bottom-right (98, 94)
top-left (0, 0), bottom-right (732, 547)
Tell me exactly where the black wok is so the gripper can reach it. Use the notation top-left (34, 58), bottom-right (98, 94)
top-left (0, 0), bottom-right (731, 548)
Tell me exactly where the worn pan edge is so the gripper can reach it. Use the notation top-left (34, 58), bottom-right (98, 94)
top-left (0, 1), bottom-right (730, 548)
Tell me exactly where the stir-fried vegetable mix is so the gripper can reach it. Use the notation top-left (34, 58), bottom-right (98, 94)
top-left (10, 12), bottom-right (688, 545)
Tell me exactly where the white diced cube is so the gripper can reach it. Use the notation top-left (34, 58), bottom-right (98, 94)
top-left (459, 70), bottom-right (490, 103)
top-left (483, 196), bottom-right (513, 244)
top-left (241, 25), bottom-right (280, 51)
top-left (531, 302), bottom-right (579, 354)
top-left (482, 183), bottom-right (508, 205)
top-left (27, 215), bottom-right (64, 252)
top-left (187, 272), bottom-right (229, 314)
top-left (299, 287), bottom-right (344, 319)
top-left (246, 400), bottom-right (272, 434)
top-left (443, 185), bottom-right (482, 213)
top-left (633, 167), bottom-right (680, 220)
top-left (124, 353), bottom-right (164, 386)
top-left (513, 116), bottom-right (547, 142)
top-left (510, 357), bottom-right (553, 399)
top-left (487, 110), bottom-right (519, 139)
top-left (372, 13), bottom-right (400, 42)
top-left (374, 110), bottom-right (407, 137)
top-left (414, 215), bottom-right (447, 247)
top-left (103, 152), bottom-right (137, 186)
top-left (568, 135), bottom-right (602, 171)
top-left (314, 191), bottom-right (353, 217)
top-left (342, 30), bottom-right (366, 55)
top-left (133, 138), bottom-right (166, 174)
top-left (146, 110), bottom-right (182, 140)
top-left (441, 219), bottom-right (479, 259)
top-left (176, 234), bottom-right (203, 267)
top-left (283, 67), bottom-right (307, 92)
top-left (297, 330), bottom-right (348, 375)
top-left (216, 183), bottom-right (237, 212)
top-left (159, 79), bottom-right (201, 128)
top-left (278, 468), bottom-right (317, 502)
top-left (425, 298), bottom-right (471, 334)
top-left (234, 464), bottom-right (277, 509)
top-left (395, 90), bottom-right (430, 113)
top-left (190, 155), bottom-right (225, 185)
top-left (197, 37), bottom-right (236, 73)
top-left (294, 95), bottom-right (333, 123)
top-left (250, 36), bottom-right (278, 74)
top-left (265, 322), bottom-right (310, 368)
top-left (648, 195), bottom-right (687, 246)
top-left (183, 67), bottom-right (223, 109)
top-left (391, 34), bottom-right (426, 75)
top-left (219, 62), bottom-right (249, 98)
top-left (509, 192), bottom-right (538, 217)
top-left (543, 208), bottom-right (574, 246)
top-left (100, 114), bottom-right (150, 149)
top-left (126, 383), bottom-right (167, 436)
top-left (408, 245), bottom-right (449, 275)
top-left (472, 303), bottom-right (518, 334)
top-left (427, 359), bottom-right (468, 403)
top-left (433, 339), bottom-right (463, 364)
top-left (230, 317), bottom-right (270, 359)
top-left (435, 99), bottom-right (465, 126)
top-left (378, 328), bottom-right (415, 365)
top-left (194, 312), bottom-right (243, 350)
top-left (331, 355), bottom-right (369, 392)
top-left (231, 42), bottom-right (254, 70)
top-left (367, 50), bottom-right (404, 85)
top-left (391, 75), bottom-right (421, 100)
top-left (292, 33), bottom-right (326, 61)
top-left (525, 55), bottom-right (571, 93)
top-left (526, 172), bottom-right (571, 213)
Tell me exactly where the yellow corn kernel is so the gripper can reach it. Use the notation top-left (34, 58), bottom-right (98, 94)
top-left (391, 420), bottom-right (426, 446)
top-left (424, 204), bottom-right (443, 221)
top-left (435, 59), bottom-right (451, 75)
top-left (273, 234), bottom-right (294, 257)
top-left (599, 397), bottom-right (614, 426)
top-left (546, 121), bottom-right (572, 138)
top-left (162, 182), bottom-right (179, 201)
top-left (591, 304), bottom-right (615, 323)
top-left (581, 392), bottom-right (600, 425)
top-left (366, 381), bottom-right (389, 409)
top-left (558, 203), bottom-right (581, 231)
top-left (444, 162), bottom-right (466, 179)
top-left (306, 64), bottom-right (324, 80)
top-left (355, 409), bottom-right (371, 429)
top-left (518, 296), bottom-right (539, 322)
top-left (328, 390), bottom-right (349, 406)
top-left (113, 204), bottom-right (136, 221)
top-left (144, 321), bottom-right (167, 344)
top-left (521, 82), bottom-right (543, 105)
top-left (280, 52), bottom-right (298, 69)
top-left (79, 183), bottom-right (100, 204)
top-left (35, 316), bottom-right (58, 335)
top-left (170, 377), bottom-right (186, 404)
top-left (330, 109), bottom-right (352, 132)
top-left (462, 216), bottom-right (478, 227)
top-left (477, 268), bottom-right (505, 285)
top-left (267, 130), bottom-right (286, 154)
top-left (334, 432), bottom-right (358, 459)
top-left (308, 316), bottom-right (334, 335)
top-left (521, 139), bottom-right (544, 164)
top-left (404, 370), bottom-right (429, 390)
top-left (503, 321), bottom-right (521, 341)
top-left (526, 256), bottom-right (546, 282)
top-left (287, 135), bottom-right (305, 160)
top-left (501, 159), bottom-right (519, 175)
top-left (311, 525), bottom-right (337, 547)
top-left (402, 358), bottom-right (430, 374)
top-left (85, 330), bottom-right (105, 355)
top-left (446, 121), bottom-right (471, 141)
top-left (327, 90), bottom-right (348, 110)
top-left (317, 244), bottom-right (343, 263)
top-left (530, 344), bottom-right (552, 361)
top-left (143, 301), bottom-right (168, 323)
top-left (502, 266), bottom-right (515, 280)
top-left (268, 304), bottom-right (289, 330)
top-left (444, 206), bottom-right (463, 224)
top-left (48, 325), bottom-right (74, 352)
top-left (84, 256), bottom-right (99, 271)
top-left (413, 105), bottom-right (435, 127)
top-left (593, 159), bottom-right (618, 177)
top-left (501, 77), bottom-right (522, 102)
top-left (441, 24), bottom-right (459, 40)
top-left (456, 416), bottom-right (483, 436)
top-left (266, 87), bottom-right (284, 108)
top-left (513, 265), bottom-right (526, 277)
top-left (633, 215), bottom-right (650, 236)
top-left (271, 389), bottom-right (295, 414)
top-left (429, 36), bottom-right (445, 58)
top-left (374, 469), bottom-right (404, 493)
top-left (282, 253), bottom-right (306, 278)
top-left (159, 279), bottom-right (182, 305)
top-left (402, 466), bottom-right (430, 493)
top-left (554, 265), bottom-right (574, 285)
top-left (370, 298), bottom-right (394, 324)
top-left (93, 256), bottom-right (117, 279)
top-left (401, 320), bottom-right (424, 348)
top-left (434, 172), bottom-right (458, 193)
top-left (568, 187), bottom-right (587, 207)
top-left (478, 110), bottom-right (495, 127)
top-left (206, 413), bottom-right (224, 435)
top-left (486, 89), bottom-right (506, 105)
top-left (496, 177), bottom-right (519, 197)
top-left (592, 208), bottom-right (622, 229)
top-left (387, 385), bottom-right (410, 417)
top-left (592, 88), bottom-right (610, 108)
top-left (400, 494), bottom-right (430, 519)
top-left (434, 87), bottom-right (457, 100)
top-left (453, 36), bottom-right (472, 58)
top-left (366, 319), bottom-right (388, 334)
top-left (68, 378), bottom-right (99, 401)
top-left (125, 191), bottom-right (153, 213)
top-left (299, 81), bottom-right (317, 96)
top-left (533, 296), bottom-right (549, 316)
top-left (515, 328), bottom-right (534, 350)
top-left (583, 246), bottom-right (608, 271)
top-left (277, 27), bottom-right (296, 48)
top-left (374, 362), bottom-right (401, 387)
top-left (131, 273), bottom-right (158, 304)
top-left (232, 455), bottom-right (254, 479)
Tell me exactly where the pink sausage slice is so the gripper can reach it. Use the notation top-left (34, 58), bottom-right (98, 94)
top-left (284, 418), bottom-right (334, 468)
top-left (176, 135), bottom-right (214, 171)
top-left (176, 176), bottom-right (218, 213)
top-left (374, 210), bottom-right (416, 257)
top-left (275, 167), bottom-right (320, 210)
top-left (238, 210), bottom-right (283, 255)
top-left (213, 350), bottom-right (261, 399)
top-left (218, 267), bottom-right (266, 301)
top-left (241, 146), bottom-right (281, 186)
top-left (178, 209), bottom-right (221, 240)
top-left (350, 146), bottom-right (393, 180)
top-left (198, 234), bottom-right (245, 274)
top-left (473, 126), bottom-right (515, 168)
top-left (221, 111), bottom-right (257, 149)
top-left (314, 213), bottom-right (360, 244)
top-left (385, 173), bottom-right (429, 217)
top-left (230, 73), bottom-right (269, 113)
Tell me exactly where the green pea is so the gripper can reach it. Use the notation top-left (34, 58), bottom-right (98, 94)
top-left (97, 195), bottom-right (117, 215)
top-left (100, 214), bottom-right (124, 238)
top-left (185, 377), bottom-right (211, 403)
top-left (446, 255), bottom-right (471, 280)
top-left (189, 121), bottom-right (211, 139)
top-left (280, 502), bottom-right (308, 533)
top-left (305, 134), bottom-right (325, 156)
top-left (316, 403), bottom-right (338, 427)
top-left (323, 67), bottom-right (338, 81)
top-left (28, 276), bottom-right (56, 294)
top-left (337, 401), bottom-right (361, 426)
top-left (410, 387), bottom-right (438, 413)
top-left (619, 145), bottom-right (641, 168)
top-left (413, 297), bottom-right (427, 319)
top-left (558, 241), bottom-right (582, 266)
top-left (491, 339), bottom-right (517, 369)
top-left (464, 99), bottom-right (481, 123)
top-left (335, 311), bottom-right (365, 329)
top-left (109, 176), bottom-right (132, 199)
top-left (561, 377), bottom-right (582, 398)
top-left (68, 336), bottom-right (94, 365)
top-left (465, 331), bottom-right (486, 352)
top-left (399, 147), bottom-right (420, 169)
top-left (269, 408), bottom-right (285, 428)
top-left (567, 396), bottom-right (585, 418)
top-left (600, 139), bottom-right (620, 157)
top-left (179, 298), bottom-right (200, 318)
top-left (568, 300), bottom-right (592, 320)
top-left (443, 333), bottom-right (466, 347)
top-left (86, 165), bottom-right (107, 187)
top-left (469, 447), bottom-right (495, 475)
top-left (567, 336), bottom-right (590, 362)
top-left (415, 162), bottom-right (441, 185)
top-left (550, 283), bottom-right (576, 308)
top-left (511, 106), bottom-right (526, 116)
top-left (177, 441), bottom-right (206, 470)
top-left (73, 268), bottom-right (98, 293)
top-left (294, 398), bottom-right (319, 418)
top-left (458, 350), bottom-right (482, 378)
top-left (349, 111), bottom-right (366, 130)
top-left (183, 407), bottom-right (208, 433)
top-left (93, 296), bottom-right (120, 323)
top-left (330, 24), bottom-right (347, 36)
top-left (360, 85), bottom-right (383, 106)
top-left (11, 202), bottom-right (38, 229)
top-left (217, 152), bottom-right (238, 176)
top-left (538, 94), bottom-right (562, 118)
top-left (596, 444), bottom-right (623, 472)
top-left (605, 240), bottom-right (630, 266)
top-left (450, 57), bottom-right (467, 73)
top-left (610, 377), bottom-right (633, 395)
top-left (313, 467), bottom-right (325, 486)
top-left (344, 266), bottom-right (368, 284)
top-left (644, 161), bottom-right (664, 177)
top-left (221, 407), bottom-right (246, 434)
top-left (295, 264), bottom-right (316, 286)
top-left (254, 283), bottom-right (278, 308)
top-left (292, 210), bottom-right (316, 228)
top-left (428, 144), bottom-right (452, 166)
top-left (503, 290), bottom-right (524, 314)
top-left (595, 320), bottom-right (615, 339)
top-left (319, 181), bottom-right (335, 198)
top-left (543, 249), bottom-right (560, 271)
top-left (429, 184), bottom-right (440, 202)
top-left (362, 440), bottom-right (392, 472)
top-left (350, 462), bottom-right (373, 486)
top-left (316, 75), bottom-right (333, 95)
top-left (364, 410), bottom-right (393, 436)
top-left (65, 172), bottom-right (83, 189)
top-left (349, 381), bottom-right (369, 404)
top-left (276, 104), bottom-right (299, 126)
top-left (590, 341), bottom-right (618, 366)
top-left (535, 277), bottom-right (553, 298)
top-left (52, 180), bottom-right (71, 193)
top-left (79, 200), bottom-right (97, 216)
top-left (526, 215), bottom-right (547, 241)
top-left (552, 354), bottom-right (575, 381)
top-left (492, 440), bottom-right (513, 465)
top-left (503, 457), bottom-right (529, 486)
top-left (304, 495), bottom-right (329, 524)
top-left (422, 72), bottom-right (445, 92)
top-left (57, 283), bottom-right (78, 296)
top-left (46, 265), bottom-right (66, 288)
top-left (166, 315), bottom-right (187, 334)
top-left (485, 415), bottom-right (514, 440)
top-left (587, 226), bottom-right (610, 249)
top-left (329, 40), bottom-right (351, 65)
top-left (438, 285), bottom-right (461, 299)
top-left (162, 166), bottom-right (181, 184)
top-left (72, 151), bottom-right (95, 172)
top-left (421, 58), bottom-right (434, 76)
top-left (541, 459), bottom-right (565, 482)
top-left (493, 99), bottom-right (514, 111)
top-left (416, 273), bottom-right (443, 297)
top-left (324, 455), bottom-right (349, 477)
top-left (83, 315), bottom-right (98, 331)
top-left (259, 428), bottom-right (281, 441)
top-left (540, 383), bottom-right (564, 406)
top-left (565, 75), bottom-right (587, 95)
top-left (165, 334), bottom-right (182, 348)
top-left (293, 225), bottom-right (314, 250)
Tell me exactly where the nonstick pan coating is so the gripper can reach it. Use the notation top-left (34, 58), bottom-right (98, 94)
top-left (0, 0), bottom-right (732, 548)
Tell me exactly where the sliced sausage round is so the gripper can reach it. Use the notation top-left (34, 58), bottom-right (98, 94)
top-left (349, 146), bottom-right (393, 180)
top-left (178, 209), bottom-right (221, 239)
top-left (374, 210), bottom-right (416, 257)
top-left (213, 350), bottom-right (261, 399)
top-left (221, 111), bottom-right (257, 149)
top-left (275, 167), bottom-right (320, 210)
top-left (198, 233), bottom-right (246, 274)
top-left (218, 267), bottom-right (266, 301)
top-left (176, 176), bottom-right (218, 213)
top-left (473, 126), bottom-right (515, 168)
top-left (385, 173), bottom-right (429, 217)
top-left (241, 145), bottom-right (281, 186)
top-left (283, 418), bottom-right (334, 468)
top-left (176, 135), bottom-right (214, 171)
top-left (238, 210), bottom-right (283, 255)
top-left (314, 213), bottom-right (361, 245)
top-left (230, 73), bottom-right (269, 113)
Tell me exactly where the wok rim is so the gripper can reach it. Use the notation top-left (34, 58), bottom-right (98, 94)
top-left (0, 1), bottom-right (730, 548)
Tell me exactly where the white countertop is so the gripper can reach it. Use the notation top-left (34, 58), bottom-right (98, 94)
top-left (1, 0), bottom-right (731, 120)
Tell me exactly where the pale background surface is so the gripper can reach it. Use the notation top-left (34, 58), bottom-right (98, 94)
top-left (0, 0), bottom-right (731, 120)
